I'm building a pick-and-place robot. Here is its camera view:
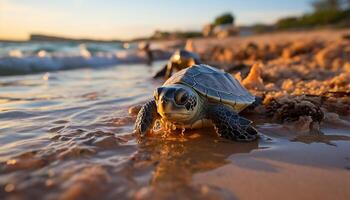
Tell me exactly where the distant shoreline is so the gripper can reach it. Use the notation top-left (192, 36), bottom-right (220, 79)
top-left (1, 26), bottom-right (349, 44)
top-left (0, 34), bottom-right (152, 43)
top-left (0, 34), bottom-right (123, 43)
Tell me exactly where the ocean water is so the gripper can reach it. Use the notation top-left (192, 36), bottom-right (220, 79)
top-left (0, 42), bottom-right (169, 76)
top-left (0, 61), bottom-right (164, 199)
top-left (0, 46), bottom-right (350, 199)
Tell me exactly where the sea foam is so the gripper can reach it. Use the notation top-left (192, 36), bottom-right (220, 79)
top-left (0, 42), bottom-right (170, 75)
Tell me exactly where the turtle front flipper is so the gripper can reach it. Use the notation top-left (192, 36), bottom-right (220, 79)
top-left (153, 64), bottom-right (168, 79)
top-left (207, 104), bottom-right (258, 142)
top-left (134, 100), bottom-right (159, 137)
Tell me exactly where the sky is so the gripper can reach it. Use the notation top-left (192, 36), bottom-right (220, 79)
top-left (0, 0), bottom-right (313, 40)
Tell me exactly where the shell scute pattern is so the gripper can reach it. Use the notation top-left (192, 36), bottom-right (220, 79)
top-left (164, 64), bottom-right (255, 112)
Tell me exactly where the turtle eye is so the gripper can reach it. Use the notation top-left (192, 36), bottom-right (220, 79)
top-left (175, 88), bottom-right (188, 105)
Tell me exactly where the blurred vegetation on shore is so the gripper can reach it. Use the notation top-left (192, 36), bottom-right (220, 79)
top-left (276, 0), bottom-right (350, 29)
top-left (3, 0), bottom-right (350, 43)
top-left (151, 0), bottom-right (350, 40)
top-left (213, 13), bottom-right (235, 26)
top-left (150, 13), bottom-right (235, 40)
top-left (150, 30), bottom-right (202, 40)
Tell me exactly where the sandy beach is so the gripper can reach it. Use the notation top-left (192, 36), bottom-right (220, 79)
top-left (0, 28), bottom-right (349, 200)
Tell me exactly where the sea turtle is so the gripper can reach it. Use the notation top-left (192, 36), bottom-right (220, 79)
top-left (135, 64), bottom-right (258, 142)
top-left (153, 49), bottom-right (201, 79)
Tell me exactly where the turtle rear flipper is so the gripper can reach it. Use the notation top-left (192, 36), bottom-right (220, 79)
top-left (207, 104), bottom-right (258, 142)
top-left (134, 100), bottom-right (159, 137)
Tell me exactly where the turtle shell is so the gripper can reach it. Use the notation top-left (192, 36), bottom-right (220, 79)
top-left (163, 64), bottom-right (255, 112)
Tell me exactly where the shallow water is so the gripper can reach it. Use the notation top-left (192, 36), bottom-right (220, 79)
top-left (0, 62), bottom-right (350, 200)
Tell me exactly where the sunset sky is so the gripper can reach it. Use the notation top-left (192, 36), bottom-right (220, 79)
top-left (0, 0), bottom-right (312, 40)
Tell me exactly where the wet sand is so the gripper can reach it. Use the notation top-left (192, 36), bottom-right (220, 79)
top-left (1, 29), bottom-right (350, 200)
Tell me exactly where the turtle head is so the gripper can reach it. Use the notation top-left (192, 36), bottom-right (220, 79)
top-left (154, 84), bottom-right (199, 123)
top-left (171, 49), bottom-right (197, 68)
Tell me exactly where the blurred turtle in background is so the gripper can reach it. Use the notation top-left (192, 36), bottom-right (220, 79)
top-left (153, 49), bottom-right (201, 79)
top-left (139, 41), bottom-right (153, 66)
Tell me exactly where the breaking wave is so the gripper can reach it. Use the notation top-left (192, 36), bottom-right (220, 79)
top-left (0, 42), bottom-right (170, 75)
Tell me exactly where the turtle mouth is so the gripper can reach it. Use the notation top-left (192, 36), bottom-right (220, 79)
top-left (162, 112), bottom-right (190, 116)
top-left (161, 112), bottom-right (191, 119)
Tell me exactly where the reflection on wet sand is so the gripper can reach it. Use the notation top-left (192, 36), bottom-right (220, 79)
top-left (194, 156), bottom-right (350, 200)
top-left (192, 125), bottom-right (350, 200)
top-left (128, 129), bottom-right (259, 199)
